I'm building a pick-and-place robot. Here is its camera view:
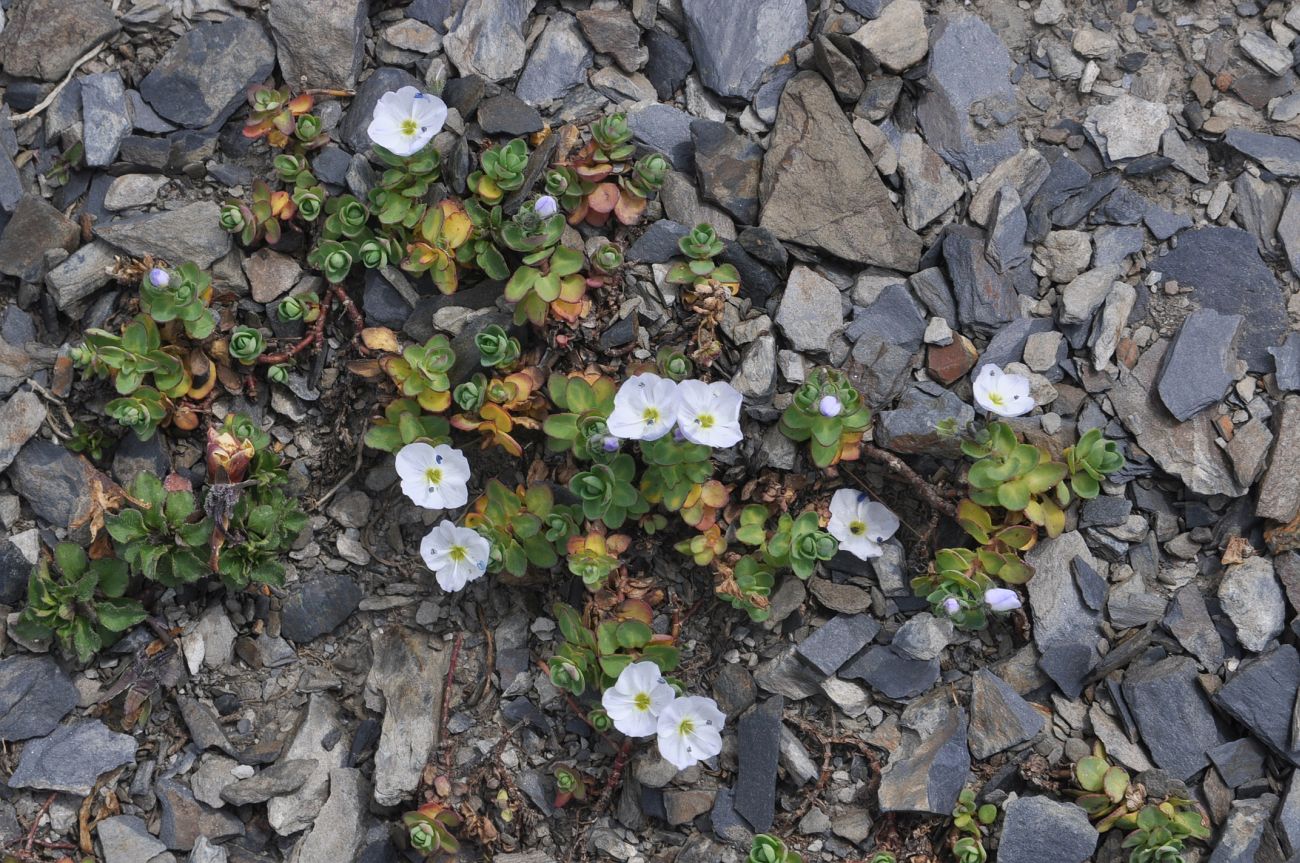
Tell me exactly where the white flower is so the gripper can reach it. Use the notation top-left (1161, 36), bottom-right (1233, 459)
top-left (818, 395), bottom-right (842, 417)
top-left (984, 587), bottom-right (1022, 612)
top-left (675, 379), bottom-right (744, 448)
top-left (534, 195), bottom-right (559, 218)
top-left (419, 520), bottom-right (490, 592)
top-left (607, 373), bottom-right (679, 441)
top-left (601, 661), bottom-right (675, 738)
top-left (367, 86), bottom-right (447, 157)
top-left (396, 442), bottom-right (470, 510)
top-left (656, 695), bottom-right (726, 771)
top-left (827, 489), bottom-right (900, 560)
top-left (973, 364), bottom-right (1034, 417)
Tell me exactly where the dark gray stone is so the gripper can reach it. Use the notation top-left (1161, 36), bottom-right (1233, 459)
top-left (1038, 642), bottom-right (1096, 699)
top-left (140, 18), bottom-right (275, 129)
top-left (0, 0), bottom-right (120, 81)
top-left (0, 656), bottom-right (78, 742)
top-left (127, 90), bottom-right (176, 134)
top-left (45, 240), bottom-right (118, 311)
top-left (998, 796), bottom-right (1098, 863)
top-left (1080, 496), bottom-right (1133, 529)
top-left (156, 778), bottom-right (245, 851)
top-left (1208, 738), bottom-right (1268, 789)
top-left (646, 30), bottom-right (693, 100)
top-left (909, 267), bottom-right (958, 327)
top-left (1224, 129), bottom-right (1300, 178)
top-left (0, 193), bottom-right (80, 281)
top-left (942, 226), bottom-right (1020, 336)
top-left (513, 13), bottom-right (592, 106)
top-left (339, 68), bottom-right (421, 153)
top-left (691, 120), bottom-right (762, 225)
top-left (443, 0), bottom-right (535, 82)
top-left (97, 815), bottom-right (167, 863)
top-left (681, 0), bottom-right (808, 99)
top-left (79, 72), bottom-right (131, 168)
top-left (627, 220), bottom-right (690, 263)
top-left (969, 669), bottom-right (1046, 759)
top-left (1213, 645), bottom-right (1300, 767)
top-left (0, 536), bottom-right (30, 605)
top-left (407, 0), bottom-right (452, 30)
top-left (1092, 225), bottom-right (1145, 267)
top-left (1164, 584), bottom-right (1224, 670)
top-left (1124, 655), bottom-right (1229, 779)
top-left (280, 573), bottom-right (363, 643)
top-left (877, 707), bottom-right (969, 814)
top-left (1156, 309), bottom-right (1244, 421)
top-left (9, 439), bottom-right (100, 530)
top-left (986, 187), bottom-right (1030, 273)
top-left (795, 614), bottom-right (880, 677)
top-left (840, 645), bottom-right (940, 700)
top-left (477, 92), bottom-right (543, 136)
top-left (8, 720), bottom-right (138, 794)
top-left (1270, 332), bottom-right (1300, 391)
top-left (1208, 795), bottom-right (1287, 863)
top-left (220, 759), bottom-right (316, 805)
top-left (97, 202), bottom-right (231, 270)
top-left (876, 385), bottom-right (975, 457)
top-left (846, 282), bottom-right (927, 404)
top-left (628, 102), bottom-right (696, 174)
top-left (268, 0), bottom-right (366, 91)
top-left (735, 696), bottom-right (782, 833)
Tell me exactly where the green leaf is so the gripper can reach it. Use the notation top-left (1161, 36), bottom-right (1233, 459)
top-left (96, 597), bottom-right (147, 632)
top-left (1103, 766), bottom-right (1130, 803)
top-left (615, 620), bottom-right (652, 649)
top-left (1075, 755), bottom-right (1109, 792)
top-left (54, 543), bottom-right (87, 578)
top-left (94, 559), bottom-right (130, 597)
top-left (996, 479), bottom-right (1030, 512)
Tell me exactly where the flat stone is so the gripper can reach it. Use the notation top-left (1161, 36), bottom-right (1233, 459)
top-left (998, 796), bottom-right (1098, 863)
top-left (267, 694), bottom-right (347, 835)
top-left (1156, 309), bottom-right (1244, 422)
top-left (364, 626), bottom-right (449, 806)
top-left (514, 13), bottom-right (592, 105)
top-left (477, 92), bottom-right (543, 136)
top-left (97, 815), bottom-right (167, 863)
top-left (0, 0), bottom-right (120, 81)
top-left (1089, 280), bottom-right (1133, 374)
top-left (220, 759), bottom-right (315, 806)
top-left (735, 696), bottom-right (782, 832)
top-left (691, 120), bottom-right (762, 225)
top-left (1271, 333), bottom-right (1300, 391)
top-left (0, 194), bottom-right (80, 280)
top-left (1163, 584), bottom-right (1224, 669)
top-left (849, 0), bottom-right (928, 72)
top-left (846, 282), bottom-right (926, 402)
top-left (1214, 645), bottom-right (1300, 767)
top-left (1122, 655), bottom-right (1228, 780)
top-left (9, 439), bottom-right (102, 530)
top-left (968, 669), bottom-right (1046, 759)
top-left (268, 0), bottom-right (366, 90)
top-left (1084, 94), bottom-right (1168, 161)
top-left (628, 103), bottom-right (696, 174)
top-left (796, 614), bottom-right (880, 677)
top-left (942, 226), bottom-right (1019, 335)
top-left (877, 707), bottom-right (969, 814)
top-left (876, 386), bottom-right (975, 456)
top-left (157, 778), bottom-right (244, 851)
top-left (97, 202), bottom-right (231, 270)
top-left (969, 148), bottom-right (1052, 226)
top-left (1241, 30), bottom-right (1295, 76)
top-left (1224, 128), bottom-right (1300, 180)
top-left (1088, 703), bottom-right (1154, 773)
top-left (576, 4), bottom-right (644, 72)
top-left (9, 720), bottom-right (138, 794)
top-left (681, 0), bottom-right (808, 99)
top-left (1026, 533), bottom-right (1102, 656)
top-left (646, 30), bottom-right (693, 101)
top-left (891, 613), bottom-right (952, 662)
top-left (1219, 557), bottom-right (1285, 653)
top-left (103, 175), bottom-right (168, 212)
top-left (986, 186), bottom-right (1030, 273)
top-left (444, 0), bottom-right (536, 82)
top-left (916, 12), bottom-right (1022, 179)
top-left (243, 249), bottom-right (301, 305)
top-left (140, 18), bottom-right (275, 129)
top-left (1281, 772), bottom-right (1300, 854)
top-left (1059, 266), bottom-right (1120, 326)
top-left (1258, 396), bottom-right (1300, 523)
top-left (759, 73), bottom-right (921, 271)
top-left (840, 645), bottom-right (940, 701)
top-left (0, 390), bottom-right (46, 474)
top-left (1208, 795), bottom-right (1287, 863)
top-left (775, 265), bottom-right (845, 354)
top-left (1207, 738), bottom-right (1268, 789)
top-left (897, 133), bottom-right (965, 230)
top-left (280, 573), bottom-right (362, 643)
top-left (0, 655), bottom-right (78, 742)
top-left (80, 72), bottom-right (131, 168)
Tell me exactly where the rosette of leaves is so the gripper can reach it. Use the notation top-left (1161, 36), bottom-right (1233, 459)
top-left (717, 554), bottom-right (776, 622)
top-left (504, 245), bottom-right (587, 326)
top-left (951, 500), bottom-right (1036, 585)
top-left (639, 435), bottom-right (715, 514)
top-left (548, 600), bottom-right (680, 696)
top-left (223, 180), bottom-right (296, 246)
top-left (545, 166), bottom-right (588, 212)
top-left (107, 473), bottom-right (213, 586)
top-left (567, 529), bottom-right (631, 588)
top-left (553, 766), bottom-right (588, 808)
top-left (1063, 427), bottom-right (1125, 499)
top-left (242, 85), bottom-right (318, 149)
top-left (274, 153), bottom-right (314, 187)
top-left (666, 224), bottom-right (740, 292)
top-left (358, 236), bottom-right (401, 270)
top-left (569, 453), bottom-right (648, 529)
top-left (589, 114), bottom-right (635, 164)
top-left (368, 142), bottom-right (442, 227)
top-left (228, 326), bottom-right (265, 365)
top-left (656, 347), bottom-right (693, 382)
top-left (364, 398), bottom-right (451, 452)
top-left (106, 386), bottom-right (168, 441)
top-left (66, 422), bottom-right (112, 462)
top-left (468, 137), bottom-right (529, 205)
top-left (612, 153), bottom-right (669, 224)
top-left (15, 543), bottom-right (146, 663)
top-left (450, 368), bottom-right (546, 458)
top-left (542, 372), bottom-right (616, 460)
top-left (140, 262), bottom-right (215, 339)
top-left (764, 511), bottom-right (837, 580)
top-left (381, 334), bottom-right (456, 412)
top-left (276, 292), bottom-right (321, 325)
top-left (462, 480), bottom-right (575, 578)
top-left (475, 324), bottom-right (521, 369)
top-left (216, 488), bottom-right (308, 589)
top-left (962, 422), bottom-right (1069, 538)
top-left (402, 199), bottom-right (474, 294)
top-left (674, 524), bottom-right (726, 566)
top-left (457, 199), bottom-right (510, 281)
top-left (779, 368), bottom-right (873, 468)
top-left (308, 239), bottom-right (358, 283)
top-left (290, 182), bottom-right (326, 223)
top-left (953, 836), bottom-right (987, 863)
top-left (501, 201), bottom-right (566, 263)
top-left (402, 803), bottom-right (460, 856)
top-left (81, 316), bottom-right (184, 396)
top-left (868, 855), bottom-right (897, 863)
top-left (321, 194), bottom-right (369, 241)
top-left (1121, 803), bottom-right (1210, 863)
top-left (592, 243), bottom-right (624, 274)
top-left (586, 709), bottom-right (613, 734)
top-left (749, 834), bottom-right (802, 863)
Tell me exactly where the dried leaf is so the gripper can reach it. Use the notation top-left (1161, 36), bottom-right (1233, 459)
top-left (361, 327), bottom-right (400, 353)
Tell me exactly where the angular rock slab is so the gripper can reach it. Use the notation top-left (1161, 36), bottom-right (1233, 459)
top-left (0, 0), bottom-right (120, 81)
top-left (288, 768), bottom-right (369, 863)
top-left (1213, 645), bottom-right (1300, 767)
top-left (96, 202), bottom-right (231, 270)
top-left (681, 0), bottom-right (808, 99)
top-left (8, 720), bottom-right (137, 795)
top-left (97, 815), bottom-right (167, 863)
top-left (1122, 655), bottom-right (1228, 780)
top-left (0, 655), bottom-right (78, 742)
top-left (443, 0), bottom-right (536, 82)
top-left (364, 626), bottom-right (450, 806)
top-left (760, 73), bottom-right (921, 272)
top-left (998, 796), bottom-right (1098, 863)
top-left (268, 0), bottom-right (367, 90)
top-left (877, 707), bottom-right (969, 815)
top-left (1156, 308), bottom-right (1243, 422)
top-left (139, 18), bottom-right (276, 129)
top-left (267, 694), bottom-right (347, 836)
top-left (514, 13), bottom-right (593, 106)
top-left (0, 390), bottom-right (47, 474)
top-left (1257, 395), bottom-right (1300, 523)
top-left (1218, 557), bottom-right (1285, 653)
top-left (968, 669), bottom-right (1046, 759)
top-left (735, 695), bottom-right (782, 833)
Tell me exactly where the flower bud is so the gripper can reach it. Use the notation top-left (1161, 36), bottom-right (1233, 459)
top-left (818, 394), bottom-right (843, 417)
top-left (148, 268), bottom-right (170, 288)
top-left (534, 195), bottom-right (559, 218)
top-left (942, 597), bottom-right (961, 615)
top-left (984, 587), bottom-right (1022, 612)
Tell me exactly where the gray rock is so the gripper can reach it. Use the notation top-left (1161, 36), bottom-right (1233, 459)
top-left (681, 0), bottom-right (808, 99)
top-left (795, 614), bottom-right (880, 677)
top-left (735, 696), bottom-right (782, 832)
top-left (759, 73), bottom-right (922, 271)
top-left (1092, 225), bottom-right (1145, 268)
top-left (876, 385), bottom-right (975, 456)
top-left (103, 175), bottom-right (168, 212)
top-left (1225, 128), bottom-right (1300, 181)
top-left (627, 220), bottom-right (690, 263)
top-left (942, 226), bottom-right (1019, 336)
top-left (731, 333), bottom-right (776, 399)
top-left (813, 35), bottom-right (864, 102)
top-left (998, 796), bottom-right (1098, 863)
top-left (1236, 173), bottom-right (1285, 257)
top-left (1229, 417), bottom-right (1274, 489)
top-left (407, 0), bottom-right (451, 30)
top-left (514, 13), bottom-right (592, 106)
top-left (849, 0), bottom-right (927, 72)
top-left (1084, 94), bottom-right (1169, 161)
top-left (897, 133), bottom-right (965, 230)
top-left (220, 759), bottom-right (316, 806)
top-left (891, 613), bottom-right (953, 662)
top-left (753, 646), bottom-right (829, 701)
top-left (96, 202), bottom-right (231, 270)
top-left (267, 694), bottom-right (346, 835)
top-left (97, 815), bottom-right (167, 863)
top-left (1208, 738), bottom-right (1268, 789)
top-left (1110, 341), bottom-right (1247, 498)
top-left (1219, 557), bottom-right (1285, 653)
top-left (691, 120), bottom-right (762, 225)
top-left (1123, 655), bottom-right (1228, 780)
top-left (139, 18), bottom-right (275, 129)
top-left (339, 68), bottom-right (421, 153)
top-left (845, 281), bottom-right (926, 404)
top-left (1280, 772), bottom-right (1300, 854)
top-left (986, 187), bottom-right (1030, 273)
top-left (577, 4), bottom-right (644, 72)
top-left (1163, 584), bottom-right (1224, 669)
top-left (840, 645), bottom-right (940, 700)
top-left (916, 12), bottom-right (1022, 179)
top-left (268, 0), bottom-right (366, 91)
top-left (1258, 396), bottom-right (1300, 523)
top-left (1026, 533), bottom-right (1102, 680)
top-left (1088, 280), bottom-right (1133, 374)
top-left (0, 655), bottom-right (78, 742)
top-left (0, 193), bottom-right (80, 281)
top-left (80, 72), bottom-right (131, 167)
top-left (775, 265), bottom-right (844, 354)
top-left (0, 0), bottom-right (120, 81)
top-left (0, 148), bottom-right (21, 215)
top-left (1156, 309), bottom-right (1244, 422)
top-left (444, 0), bottom-right (536, 82)
top-left (127, 90), bottom-right (175, 134)
top-left (0, 535), bottom-right (34, 606)
top-left (8, 720), bottom-right (138, 794)
top-left (1271, 333), bottom-right (1300, 391)
top-left (968, 669), bottom-right (1045, 759)
top-left (1242, 31), bottom-right (1295, 76)
top-left (157, 778), bottom-right (244, 851)
top-left (1208, 795), bottom-right (1286, 863)
top-left (0, 390), bottom-right (46, 474)
top-left (365, 626), bottom-right (450, 806)
top-left (1213, 645), bottom-right (1300, 767)
top-left (646, 30), bottom-right (693, 101)
top-left (477, 92), bottom-right (543, 136)
top-left (628, 103), bottom-right (696, 174)
top-left (9, 439), bottom-right (102, 530)
top-left (877, 707), bottom-right (969, 814)
top-left (969, 149), bottom-right (1052, 226)
top-left (280, 573), bottom-right (361, 643)
top-left (188, 836), bottom-right (228, 863)
top-left (1059, 266), bottom-right (1120, 326)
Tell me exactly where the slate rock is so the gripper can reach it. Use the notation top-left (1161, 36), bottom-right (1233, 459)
top-left (8, 439), bottom-right (101, 530)
top-left (1026, 532), bottom-right (1102, 655)
top-left (0, 0), bottom-right (120, 81)
top-left (775, 265), bottom-right (844, 354)
top-left (96, 202), bottom-right (231, 270)
top-left (942, 226), bottom-right (1020, 336)
top-left (1084, 94), bottom-right (1169, 161)
top-left (1164, 584), bottom-right (1224, 670)
top-left (759, 73), bottom-right (921, 271)
top-left (646, 30), bottom-right (694, 101)
top-left (1213, 645), bottom-right (1300, 767)
top-left (1224, 129), bottom-right (1300, 179)
top-left (0, 536), bottom-right (31, 605)
top-left (877, 707), bottom-right (969, 814)
top-left (897, 133), bottom-right (965, 230)
top-left (268, 0), bottom-right (367, 90)
top-left (1219, 557), bottom-right (1285, 653)
top-left (140, 19), bottom-right (275, 129)
top-left (365, 626), bottom-right (450, 806)
top-left (80, 72), bottom-right (131, 168)
top-left (735, 696), bottom-right (782, 832)
top-left (628, 103), bottom-right (696, 174)
top-left (627, 220), bottom-right (690, 263)
top-left (691, 120), bottom-right (762, 225)
top-left (0, 390), bottom-right (46, 474)
top-left (840, 645), bottom-right (940, 700)
top-left (681, 0), bottom-right (808, 99)
top-left (986, 186), bottom-right (1030, 273)
top-left (514, 13), bottom-right (592, 106)
top-left (338, 67), bottom-right (422, 154)
top-left (968, 669), bottom-right (1046, 759)
top-left (1208, 795), bottom-right (1287, 863)
top-left (1208, 738), bottom-right (1268, 789)
top-left (1123, 655), bottom-right (1228, 779)
top-left (0, 194), bottom-right (80, 281)
top-left (846, 282), bottom-right (926, 403)
top-left (477, 92), bottom-right (543, 136)
top-left (407, 0), bottom-right (452, 30)
top-left (220, 759), bottom-right (315, 806)
top-left (998, 796), bottom-right (1098, 863)
top-left (969, 148), bottom-right (1052, 226)
top-left (8, 720), bottom-right (138, 794)
top-left (290, 768), bottom-right (369, 863)
top-left (157, 778), bottom-right (244, 850)
top-left (1059, 266), bottom-right (1120, 326)
top-left (795, 614), bottom-right (880, 677)
top-left (444, 0), bottom-right (536, 82)
top-left (1156, 309), bottom-right (1244, 422)
top-left (280, 573), bottom-right (363, 643)
top-left (267, 694), bottom-right (346, 835)
top-left (876, 385), bottom-right (975, 456)
top-left (0, 656), bottom-right (78, 742)
top-left (1257, 396), bottom-right (1300, 523)
top-left (97, 815), bottom-right (167, 863)
top-left (916, 12), bottom-right (1022, 179)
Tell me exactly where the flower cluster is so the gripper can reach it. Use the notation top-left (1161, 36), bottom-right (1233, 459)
top-left (601, 662), bottom-right (726, 770)
top-left (607, 374), bottom-right (744, 449)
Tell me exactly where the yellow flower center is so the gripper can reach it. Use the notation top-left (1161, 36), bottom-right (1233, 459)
top-left (696, 414), bottom-right (715, 429)
top-left (988, 392), bottom-right (1005, 406)
top-left (677, 716), bottom-right (695, 736)
top-left (400, 118), bottom-right (419, 137)
top-left (448, 545), bottom-right (467, 562)
top-left (849, 521), bottom-right (866, 536)
top-left (424, 467), bottom-right (443, 486)
top-left (642, 407), bottom-right (660, 426)
top-left (634, 692), bottom-right (652, 711)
